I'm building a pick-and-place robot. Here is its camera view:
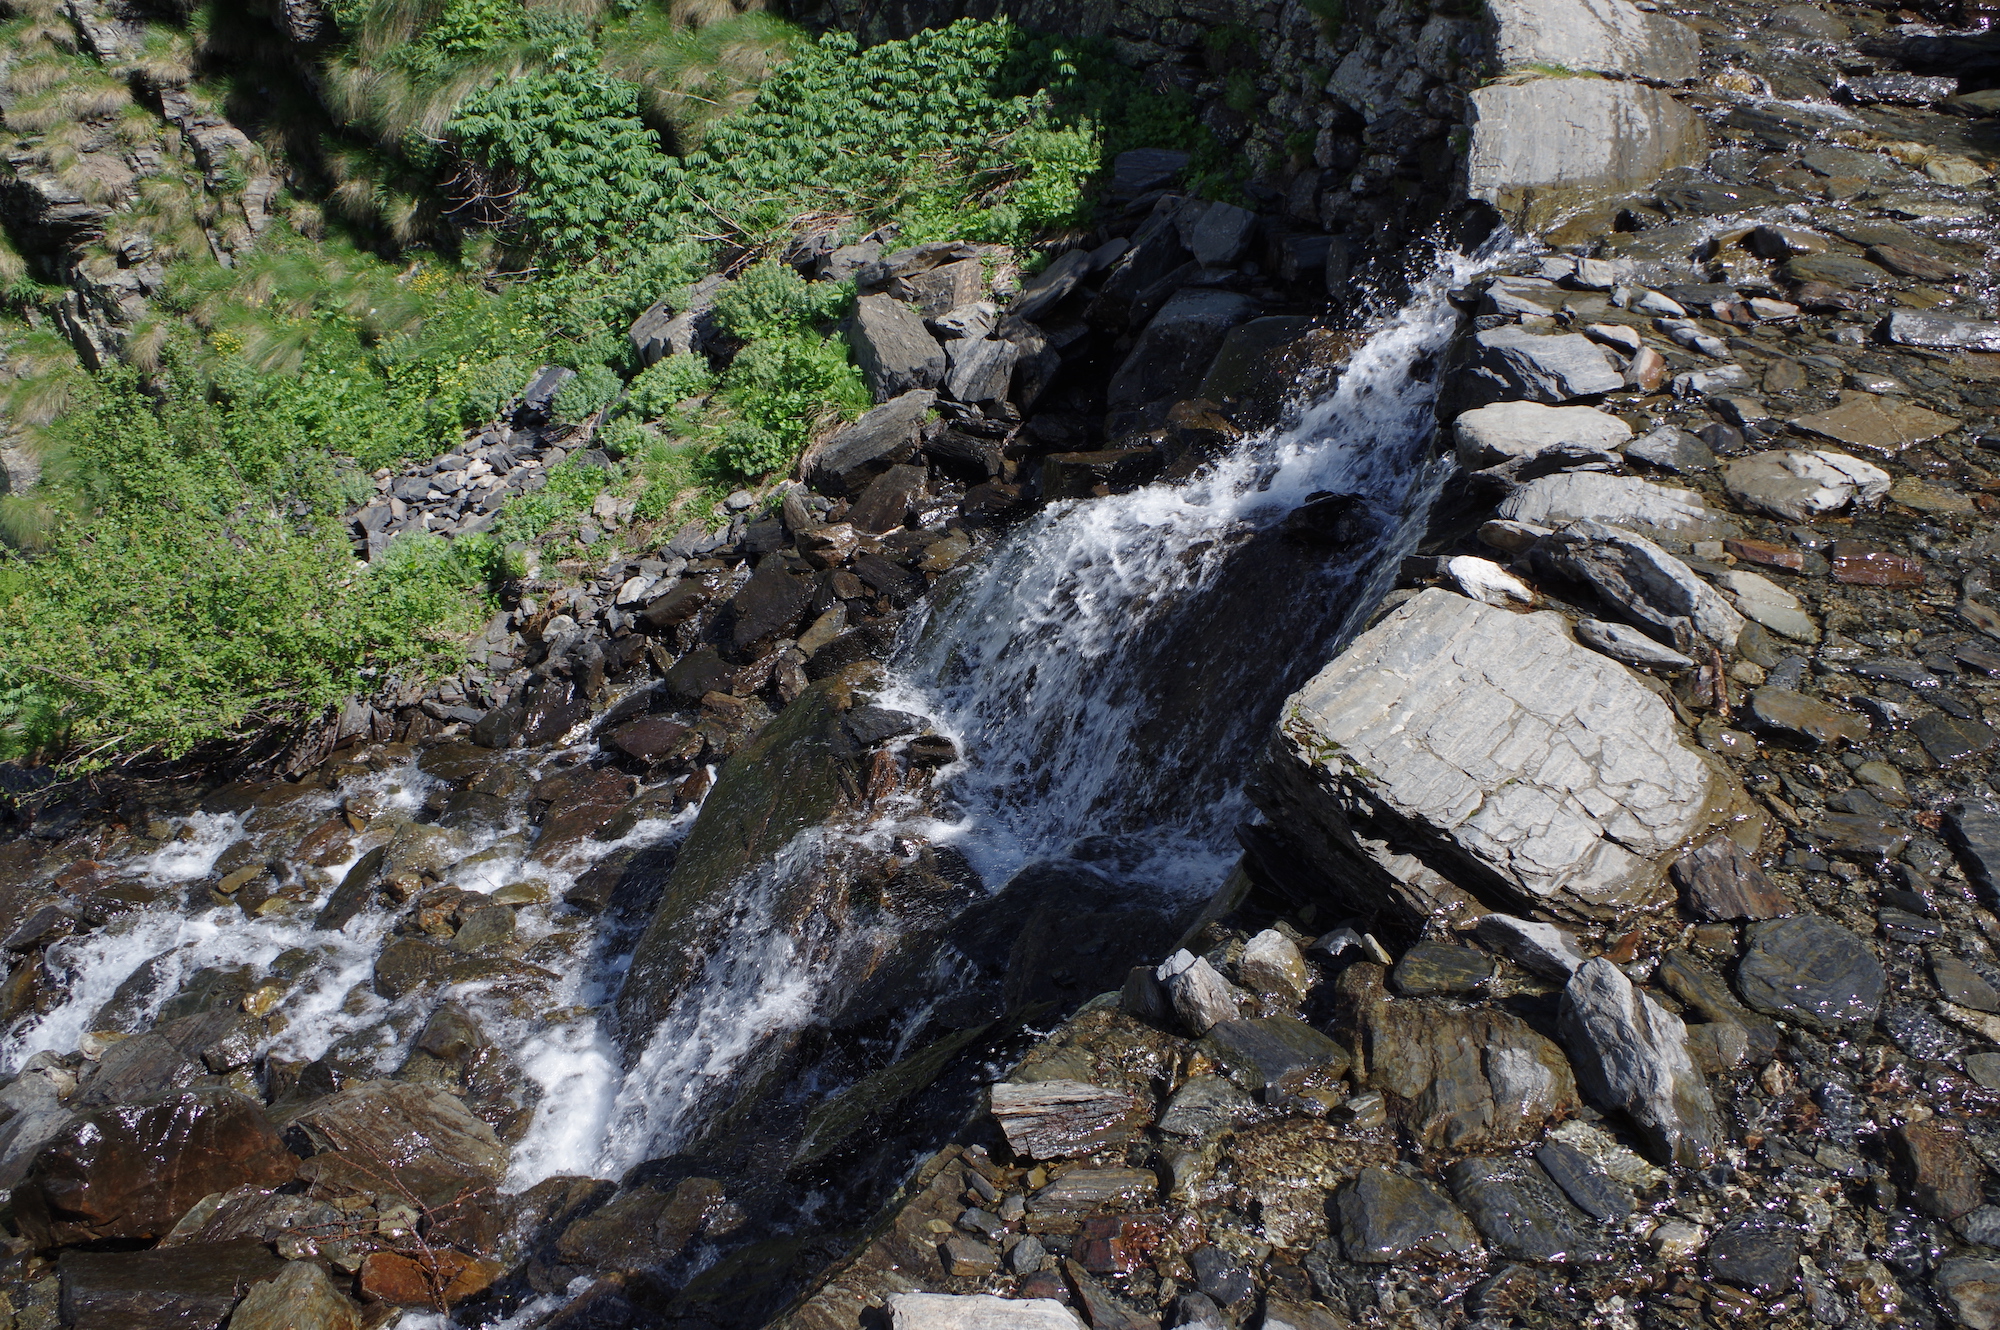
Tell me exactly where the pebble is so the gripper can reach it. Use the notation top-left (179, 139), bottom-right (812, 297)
top-left (1736, 916), bottom-right (1885, 1031)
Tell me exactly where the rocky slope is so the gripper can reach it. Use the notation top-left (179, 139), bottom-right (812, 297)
top-left (2, 0), bottom-right (2000, 1327)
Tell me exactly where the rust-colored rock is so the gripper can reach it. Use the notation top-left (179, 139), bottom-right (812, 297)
top-left (1723, 538), bottom-right (1804, 574)
top-left (1892, 1120), bottom-right (1986, 1221)
top-left (359, 1249), bottom-right (503, 1306)
top-left (1671, 834), bottom-right (1788, 921)
top-left (1830, 541), bottom-right (1923, 587)
top-left (14, 1090), bottom-right (296, 1246)
top-left (1075, 1211), bottom-right (1169, 1274)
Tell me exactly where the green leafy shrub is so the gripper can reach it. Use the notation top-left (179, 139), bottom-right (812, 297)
top-left (456, 354), bottom-right (530, 426)
top-left (714, 331), bottom-right (869, 479)
top-left (626, 352), bottom-right (716, 418)
top-left (552, 361), bottom-right (621, 424)
top-left (710, 260), bottom-right (853, 341)
top-left (495, 455), bottom-right (614, 542)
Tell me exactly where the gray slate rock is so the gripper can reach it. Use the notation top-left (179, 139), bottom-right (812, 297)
top-left (1337, 1165), bottom-right (1482, 1262)
top-left (1156, 949), bottom-right (1242, 1035)
top-left (1947, 802), bottom-right (2000, 897)
top-left (1498, 473), bottom-right (1726, 534)
top-left (1454, 401), bottom-right (1633, 468)
top-left (1625, 425), bottom-right (1716, 474)
top-left (1531, 519), bottom-right (1745, 652)
top-left (1445, 1155), bottom-right (1596, 1261)
top-left (851, 294), bottom-right (946, 402)
top-left (888, 1292), bottom-right (1087, 1330)
top-left (1723, 450), bottom-right (1891, 522)
top-left (1939, 1258), bottom-right (2000, 1330)
top-left (1475, 914), bottom-right (1587, 978)
top-left (1465, 326), bottom-right (1625, 404)
top-left (800, 390), bottom-right (935, 497)
top-left (1467, 79), bottom-right (1707, 232)
top-left (1883, 311), bottom-right (2000, 353)
top-left (1202, 1016), bottom-right (1350, 1101)
top-left (989, 1081), bottom-right (1140, 1161)
top-left (1559, 958), bottom-right (1723, 1168)
top-left (1010, 249), bottom-right (1093, 323)
top-left (944, 337), bottom-right (1019, 406)
top-left (1260, 589), bottom-right (1735, 918)
top-left (1736, 916), bottom-right (1885, 1031)
top-left (1176, 200), bottom-right (1258, 267)
top-left (1574, 618), bottom-right (1697, 670)
top-left (1534, 1139), bottom-right (1632, 1221)
top-left (1707, 1220), bottom-right (1801, 1296)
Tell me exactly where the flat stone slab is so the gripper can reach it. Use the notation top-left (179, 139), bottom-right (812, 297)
top-left (1736, 916), bottom-right (1884, 1031)
top-left (1790, 395), bottom-right (1959, 453)
top-left (1487, 0), bottom-right (1701, 79)
top-left (1454, 401), bottom-right (1633, 468)
top-left (1498, 474), bottom-right (1727, 535)
top-left (1724, 450), bottom-right (1890, 522)
top-left (1336, 1165), bottom-right (1482, 1263)
top-left (889, 1293), bottom-right (1087, 1330)
top-left (1263, 589), bottom-right (1736, 918)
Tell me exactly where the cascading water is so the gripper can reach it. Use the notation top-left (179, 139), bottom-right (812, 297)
top-left (0, 239), bottom-right (1503, 1330)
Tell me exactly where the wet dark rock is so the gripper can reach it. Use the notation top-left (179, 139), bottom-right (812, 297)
top-left (1915, 711), bottom-right (1999, 766)
top-left (989, 1081), bottom-right (1142, 1161)
top-left (58, 1241), bottom-right (285, 1330)
top-left (1028, 1167), bottom-right (1159, 1218)
top-left (1736, 917), bottom-right (1884, 1032)
top-left (617, 670), bottom-right (871, 1047)
top-left (848, 463), bottom-right (927, 534)
top-left (728, 562), bottom-right (814, 652)
top-left (1391, 942), bottom-right (1494, 996)
top-left (1948, 802), bottom-right (2000, 899)
top-left (532, 768), bottom-right (641, 863)
top-left (1106, 288), bottom-right (1260, 411)
top-left (555, 1177), bottom-right (737, 1274)
top-left (15, 1090), bottom-right (296, 1246)
top-left (1559, 958), bottom-right (1722, 1169)
top-left (1445, 1155), bottom-right (1594, 1262)
top-left (1335, 1164), bottom-right (1481, 1262)
top-left (1891, 1120), bottom-right (1987, 1221)
top-left (290, 1080), bottom-right (506, 1207)
top-left (1706, 1219), bottom-right (1801, 1296)
top-left (1201, 1016), bottom-right (1350, 1103)
top-left (1673, 834), bottom-right (1787, 921)
top-left (75, 1032), bottom-right (201, 1106)
top-left (373, 935), bottom-right (450, 1000)
top-left (1654, 950), bottom-right (1779, 1067)
top-left (1534, 1140), bottom-right (1631, 1222)
top-left (1156, 1075), bottom-right (1261, 1140)
top-left (606, 716), bottom-right (698, 765)
top-left (1349, 965), bottom-right (1578, 1152)
top-left (1939, 1258), bottom-right (2000, 1330)
top-left (1747, 688), bottom-right (1868, 747)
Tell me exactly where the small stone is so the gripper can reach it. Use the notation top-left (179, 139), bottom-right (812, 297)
top-left (1201, 1015), bottom-right (1351, 1102)
top-left (1830, 541), bottom-right (1922, 587)
top-left (227, 1261), bottom-right (360, 1330)
top-left (1009, 1234), bottom-right (1047, 1274)
top-left (1748, 688), bottom-right (1867, 746)
top-left (1574, 618), bottom-right (1696, 669)
top-left (1392, 941), bottom-right (1496, 996)
top-left (1736, 916), bottom-right (1884, 1031)
top-left (1559, 958), bottom-right (1723, 1168)
top-left (1714, 570), bottom-right (1817, 643)
top-left (1672, 834), bottom-right (1787, 921)
top-left (1155, 950), bottom-right (1242, 1035)
top-left (1534, 1139), bottom-right (1632, 1222)
top-left (1948, 803), bottom-right (2000, 897)
top-left (1443, 555), bottom-right (1536, 608)
top-left (1916, 712), bottom-right (1999, 766)
top-left (1707, 1219), bottom-right (1801, 1295)
top-left (1653, 1220), bottom-right (1706, 1262)
top-left (990, 1081), bottom-right (1141, 1161)
top-left (1625, 426), bottom-right (1716, 475)
top-left (1940, 1259), bottom-right (2000, 1330)
top-left (940, 1234), bottom-right (1000, 1276)
top-left (1446, 1156), bottom-right (1595, 1261)
top-left (1237, 929), bottom-right (1312, 1001)
top-left (1891, 1119), bottom-right (1987, 1221)
top-left (1475, 914), bottom-right (1587, 979)
top-left (887, 1292), bottom-right (1086, 1330)
top-left (1336, 1165), bottom-right (1482, 1262)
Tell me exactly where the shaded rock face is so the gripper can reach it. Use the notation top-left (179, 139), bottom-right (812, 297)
top-left (1258, 589), bottom-right (1737, 923)
top-left (58, 1241), bottom-right (286, 1330)
top-left (15, 1090), bottom-right (296, 1246)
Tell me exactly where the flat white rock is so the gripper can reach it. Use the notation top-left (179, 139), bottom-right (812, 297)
top-left (1714, 569), bottom-right (1818, 642)
top-left (1444, 556), bottom-right (1536, 607)
top-left (1498, 473), bottom-right (1725, 535)
top-left (1723, 449), bottom-right (1891, 522)
top-left (1454, 401), bottom-right (1633, 468)
top-left (889, 1293), bottom-right (1088, 1330)
top-left (1574, 618), bottom-right (1696, 669)
top-left (1266, 589), bottom-right (1735, 916)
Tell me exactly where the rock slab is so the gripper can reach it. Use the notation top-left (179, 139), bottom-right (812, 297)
top-left (1261, 589), bottom-right (1734, 919)
top-left (1736, 917), bottom-right (1884, 1031)
top-left (1467, 79), bottom-right (1706, 231)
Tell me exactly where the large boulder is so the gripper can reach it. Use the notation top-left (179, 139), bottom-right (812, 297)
top-left (1257, 589), bottom-right (1738, 921)
top-left (850, 295), bottom-right (945, 402)
top-left (14, 1090), bottom-right (296, 1246)
top-left (800, 390), bottom-right (935, 497)
top-left (1485, 0), bottom-right (1702, 80)
top-left (1467, 79), bottom-right (1706, 232)
top-left (1106, 288), bottom-right (1260, 411)
top-left (1460, 327), bottom-right (1625, 405)
top-left (1454, 401), bottom-right (1632, 468)
top-left (1498, 473), bottom-right (1730, 535)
